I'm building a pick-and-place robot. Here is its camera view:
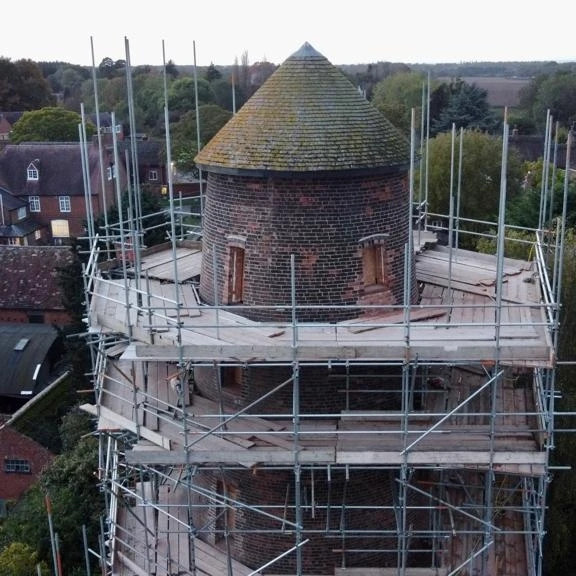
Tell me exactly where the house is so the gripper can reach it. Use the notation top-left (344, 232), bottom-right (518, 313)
top-left (117, 138), bottom-right (166, 197)
top-left (0, 245), bottom-right (75, 325)
top-left (0, 186), bottom-right (46, 245)
top-left (0, 141), bottom-right (121, 244)
top-left (0, 425), bottom-right (53, 513)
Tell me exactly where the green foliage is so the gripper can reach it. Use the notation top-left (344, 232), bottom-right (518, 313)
top-left (0, 542), bottom-right (49, 576)
top-left (543, 230), bottom-right (576, 574)
top-left (475, 227), bottom-right (535, 261)
top-left (0, 58), bottom-right (55, 111)
top-left (431, 79), bottom-right (500, 135)
top-left (506, 160), bottom-right (576, 229)
top-left (372, 71), bottom-right (432, 134)
top-left (0, 437), bottom-right (103, 574)
top-left (205, 63), bottom-right (222, 82)
top-left (171, 104), bottom-right (232, 170)
top-left (10, 107), bottom-right (95, 143)
top-left (94, 188), bottom-right (166, 247)
top-left (421, 130), bottom-right (524, 247)
top-left (527, 72), bottom-right (576, 132)
top-left (168, 76), bottom-right (214, 119)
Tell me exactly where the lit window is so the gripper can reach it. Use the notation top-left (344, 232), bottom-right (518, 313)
top-left (7, 238), bottom-right (19, 246)
top-left (51, 219), bottom-right (70, 238)
top-left (58, 196), bottom-right (71, 213)
top-left (34, 229), bottom-right (42, 240)
top-left (29, 196), bottom-right (40, 212)
top-left (17, 206), bottom-right (27, 220)
top-left (149, 169), bottom-right (158, 181)
top-left (27, 164), bottom-right (39, 181)
top-left (4, 458), bottom-right (31, 473)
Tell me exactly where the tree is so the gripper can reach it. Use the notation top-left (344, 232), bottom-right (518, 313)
top-left (170, 104), bottom-right (232, 170)
top-left (205, 62), bottom-right (222, 82)
top-left (431, 78), bottom-right (499, 135)
top-left (0, 58), bottom-right (54, 111)
top-left (0, 542), bottom-right (49, 576)
top-left (420, 130), bottom-right (524, 247)
top-left (372, 71), bottom-right (432, 134)
top-left (10, 107), bottom-right (95, 143)
top-left (506, 159), bottom-right (576, 229)
top-left (168, 76), bottom-right (214, 119)
top-left (0, 438), bottom-right (103, 575)
top-left (531, 72), bottom-right (576, 132)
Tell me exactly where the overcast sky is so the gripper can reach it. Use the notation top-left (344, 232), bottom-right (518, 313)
top-left (3, 0), bottom-right (574, 68)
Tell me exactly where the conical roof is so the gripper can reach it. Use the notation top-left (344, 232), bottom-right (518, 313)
top-left (195, 42), bottom-right (411, 173)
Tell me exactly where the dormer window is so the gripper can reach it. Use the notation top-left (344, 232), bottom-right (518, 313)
top-left (27, 163), bottom-right (39, 181)
top-left (17, 206), bottom-right (27, 221)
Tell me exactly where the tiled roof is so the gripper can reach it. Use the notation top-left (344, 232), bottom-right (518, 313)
top-left (195, 42), bottom-right (411, 173)
top-left (0, 143), bottom-right (87, 197)
top-left (0, 246), bottom-right (74, 309)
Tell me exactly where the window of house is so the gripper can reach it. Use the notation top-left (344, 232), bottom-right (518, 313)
top-left (29, 196), bottom-right (40, 212)
top-left (8, 238), bottom-right (19, 246)
top-left (34, 229), bottom-right (42, 241)
top-left (4, 458), bottom-right (31, 473)
top-left (149, 169), bottom-right (158, 181)
top-left (51, 219), bottom-right (70, 238)
top-left (17, 206), bottom-right (27, 220)
top-left (27, 164), bottom-right (39, 181)
top-left (107, 164), bottom-right (117, 180)
top-left (58, 196), bottom-right (71, 213)
top-left (215, 480), bottom-right (238, 540)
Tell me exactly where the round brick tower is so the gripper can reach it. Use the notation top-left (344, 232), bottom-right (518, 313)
top-left (192, 43), bottom-right (420, 573)
top-left (196, 42), bottom-right (416, 323)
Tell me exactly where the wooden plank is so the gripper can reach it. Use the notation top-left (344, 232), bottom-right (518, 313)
top-left (336, 569), bottom-right (448, 576)
top-left (125, 448), bottom-right (336, 465)
top-left (81, 403), bottom-right (171, 449)
top-left (344, 308), bottom-right (448, 333)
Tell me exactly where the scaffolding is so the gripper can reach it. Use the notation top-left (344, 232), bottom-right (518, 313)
top-left (76, 40), bottom-right (574, 575)
top-left (78, 124), bottom-right (571, 574)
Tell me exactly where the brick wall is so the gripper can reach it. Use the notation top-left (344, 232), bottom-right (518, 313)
top-left (0, 309), bottom-right (71, 325)
top-left (190, 468), bottom-right (417, 573)
top-left (0, 426), bottom-right (53, 501)
top-left (199, 171), bottom-right (417, 323)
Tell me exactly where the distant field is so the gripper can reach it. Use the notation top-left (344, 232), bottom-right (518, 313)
top-left (439, 76), bottom-right (531, 108)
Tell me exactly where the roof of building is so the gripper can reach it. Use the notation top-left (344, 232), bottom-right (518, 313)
top-left (0, 142), bottom-right (87, 197)
top-left (0, 245), bottom-right (74, 309)
top-left (0, 323), bottom-right (60, 397)
top-left (0, 220), bottom-right (44, 239)
top-left (195, 42), bottom-right (411, 174)
top-left (116, 139), bottom-right (163, 166)
top-left (0, 186), bottom-right (27, 210)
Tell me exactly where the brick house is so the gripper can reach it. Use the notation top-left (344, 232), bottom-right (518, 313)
top-left (0, 245), bottom-right (75, 325)
top-left (0, 141), bottom-right (122, 244)
top-left (0, 425), bottom-right (53, 511)
top-left (0, 186), bottom-right (46, 245)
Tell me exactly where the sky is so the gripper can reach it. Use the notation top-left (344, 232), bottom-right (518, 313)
top-left (2, 0), bottom-right (574, 68)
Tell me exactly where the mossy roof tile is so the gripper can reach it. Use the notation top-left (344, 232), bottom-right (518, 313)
top-left (195, 42), bottom-right (411, 173)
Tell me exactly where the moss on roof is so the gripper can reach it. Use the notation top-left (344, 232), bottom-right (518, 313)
top-left (195, 42), bottom-right (411, 173)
